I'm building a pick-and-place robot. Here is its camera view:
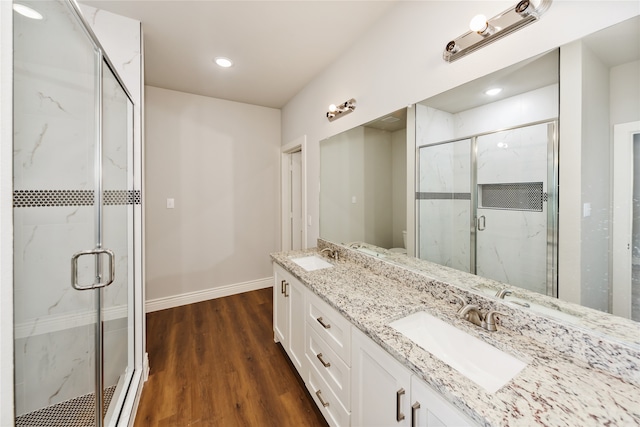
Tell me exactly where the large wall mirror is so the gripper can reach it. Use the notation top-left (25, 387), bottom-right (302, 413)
top-left (319, 16), bottom-right (640, 339)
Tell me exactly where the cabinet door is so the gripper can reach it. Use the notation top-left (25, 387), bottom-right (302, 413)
top-left (410, 376), bottom-right (477, 427)
top-left (273, 265), bottom-right (289, 346)
top-left (351, 327), bottom-right (411, 427)
top-left (288, 278), bottom-right (306, 375)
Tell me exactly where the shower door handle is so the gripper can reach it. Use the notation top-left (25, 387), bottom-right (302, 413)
top-left (71, 248), bottom-right (115, 290)
top-left (477, 215), bottom-right (486, 231)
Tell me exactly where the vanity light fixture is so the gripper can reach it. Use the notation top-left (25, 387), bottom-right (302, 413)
top-left (326, 98), bottom-right (356, 122)
top-left (13, 3), bottom-right (43, 20)
top-left (443, 0), bottom-right (552, 63)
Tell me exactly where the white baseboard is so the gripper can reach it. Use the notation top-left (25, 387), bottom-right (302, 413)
top-left (143, 352), bottom-right (149, 381)
top-left (145, 277), bottom-right (273, 313)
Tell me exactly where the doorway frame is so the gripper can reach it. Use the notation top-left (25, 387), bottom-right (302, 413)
top-left (281, 135), bottom-right (308, 251)
top-left (612, 120), bottom-right (640, 318)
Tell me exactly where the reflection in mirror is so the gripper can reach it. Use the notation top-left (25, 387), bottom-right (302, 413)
top-left (319, 16), bottom-right (640, 332)
top-left (320, 108), bottom-right (407, 254)
top-left (416, 51), bottom-right (558, 298)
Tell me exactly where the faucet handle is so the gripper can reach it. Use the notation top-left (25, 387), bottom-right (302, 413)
top-left (495, 289), bottom-right (512, 299)
top-left (483, 310), bottom-right (508, 332)
top-left (450, 294), bottom-right (466, 311)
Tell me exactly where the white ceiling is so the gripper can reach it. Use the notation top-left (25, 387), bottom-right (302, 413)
top-left (80, 0), bottom-right (398, 109)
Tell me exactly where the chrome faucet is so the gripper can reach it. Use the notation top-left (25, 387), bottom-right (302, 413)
top-left (481, 310), bottom-right (508, 332)
top-left (458, 304), bottom-right (483, 327)
top-left (320, 248), bottom-right (339, 260)
top-left (452, 293), bottom-right (508, 331)
top-left (495, 289), bottom-right (512, 299)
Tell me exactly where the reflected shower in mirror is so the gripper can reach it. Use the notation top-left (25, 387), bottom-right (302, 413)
top-left (319, 16), bottom-right (640, 329)
top-left (416, 51), bottom-right (558, 298)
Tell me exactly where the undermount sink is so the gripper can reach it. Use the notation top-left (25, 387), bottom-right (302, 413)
top-left (290, 255), bottom-right (334, 272)
top-left (389, 311), bottom-right (527, 393)
top-left (356, 247), bottom-right (387, 258)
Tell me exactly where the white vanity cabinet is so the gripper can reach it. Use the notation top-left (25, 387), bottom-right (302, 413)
top-left (351, 326), bottom-right (412, 427)
top-left (351, 327), bottom-right (477, 427)
top-left (273, 263), bottom-right (306, 375)
top-left (273, 261), bottom-right (477, 427)
top-left (410, 376), bottom-right (477, 427)
top-left (305, 289), bottom-right (352, 427)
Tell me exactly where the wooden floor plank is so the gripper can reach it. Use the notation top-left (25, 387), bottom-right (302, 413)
top-left (134, 288), bottom-right (328, 427)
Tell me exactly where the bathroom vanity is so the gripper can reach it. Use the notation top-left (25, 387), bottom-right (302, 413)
top-left (272, 241), bottom-right (640, 427)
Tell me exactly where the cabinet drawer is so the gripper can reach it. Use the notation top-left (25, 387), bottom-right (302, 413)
top-left (306, 291), bottom-right (351, 363)
top-left (306, 327), bottom-right (351, 409)
top-left (307, 360), bottom-right (351, 427)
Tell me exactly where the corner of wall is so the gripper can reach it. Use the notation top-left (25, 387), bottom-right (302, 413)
top-left (0, 0), bottom-right (14, 423)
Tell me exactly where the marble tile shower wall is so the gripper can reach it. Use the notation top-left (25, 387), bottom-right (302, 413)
top-left (13, 39), bottom-right (129, 418)
top-left (418, 139), bottom-right (471, 272)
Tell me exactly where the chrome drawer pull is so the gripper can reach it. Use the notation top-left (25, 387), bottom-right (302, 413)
top-left (316, 353), bottom-right (331, 368)
top-left (411, 402), bottom-right (421, 427)
top-left (396, 388), bottom-right (406, 422)
top-left (316, 316), bottom-right (331, 329)
top-left (315, 389), bottom-right (330, 407)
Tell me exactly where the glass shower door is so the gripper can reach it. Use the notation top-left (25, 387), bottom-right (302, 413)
top-left (475, 122), bottom-right (554, 294)
top-left (13, 0), bottom-right (100, 423)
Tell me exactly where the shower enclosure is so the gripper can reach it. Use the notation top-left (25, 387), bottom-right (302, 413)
top-left (13, 0), bottom-right (137, 425)
top-left (417, 121), bottom-right (558, 296)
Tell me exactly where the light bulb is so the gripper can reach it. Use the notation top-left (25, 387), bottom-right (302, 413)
top-left (328, 104), bottom-right (337, 113)
top-left (214, 57), bottom-right (233, 68)
top-left (13, 3), bottom-right (43, 20)
top-left (469, 14), bottom-right (488, 33)
top-left (485, 88), bottom-right (502, 96)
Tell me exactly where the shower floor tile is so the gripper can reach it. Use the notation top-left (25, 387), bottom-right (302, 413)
top-left (15, 386), bottom-right (115, 427)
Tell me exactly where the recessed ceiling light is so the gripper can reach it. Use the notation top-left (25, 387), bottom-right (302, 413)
top-left (214, 57), bottom-right (233, 68)
top-left (13, 3), bottom-right (43, 20)
top-left (485, 87), bottom-right (502, 96)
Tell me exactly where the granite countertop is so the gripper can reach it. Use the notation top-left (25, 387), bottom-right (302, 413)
top-left (271, 248), bottom-right (640, 427)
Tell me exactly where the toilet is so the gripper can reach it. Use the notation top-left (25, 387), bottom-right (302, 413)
top-left (389, 231), bottom-right (407, 254)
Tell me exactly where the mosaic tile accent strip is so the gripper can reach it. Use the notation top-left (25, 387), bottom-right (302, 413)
top-left (13, 190), bottom-right (141, 208)
top-left (15, 385), bottom-right (116, 427)
top-left (479, 182), bottom-right (543, 211)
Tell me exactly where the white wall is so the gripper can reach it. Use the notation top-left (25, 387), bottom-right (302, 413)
top-left (282, 0), bottom-right (639, 249)
top-left (363, 127), bottom-right (393, 247)
top-left (320, 127), bottom-right (365, 244)
top-left (391, 128), bottom-right (407, 249)
top-left (144, 86), bottom-right (280, 307)
top-left (611, 60), bottom-right (640, 125)
top-left (580, 43), bottom-right (611, 312)
top-left (319, 125), bottom-right (404, 248)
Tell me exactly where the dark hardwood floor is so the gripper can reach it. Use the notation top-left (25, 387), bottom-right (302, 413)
top-left (134, 288), bottom-right (328, 426)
